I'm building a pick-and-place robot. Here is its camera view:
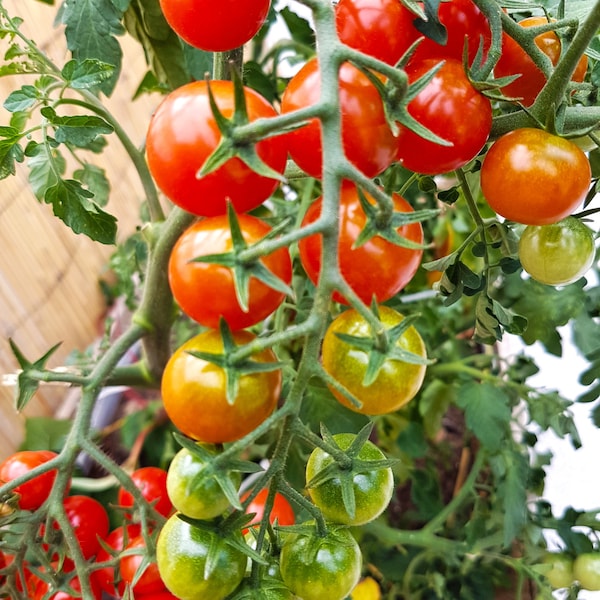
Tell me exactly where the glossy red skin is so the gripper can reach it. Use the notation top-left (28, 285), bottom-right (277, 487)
top-left (117, 466), bottom-right (173, 519)
top-left (32, 572), bottom-right (102, 600)
top-left (146, 80), bottom-right (286, 217)
top-left (136, 593), bottom-right (180, 600)
top-left (159, 0), bottom-right (270, 52)
top-left (61, 495), bottom-right (110, 560)
top-left (396, 58), bottom-right (492, 174)
top-left (168, 214), bottom-right (292, 330)
top-left (335, 0), bottom-right (419, 65)
top-left (481, 128), bottom-right (591, 225)
top-left (0, 450), bottom-right (58, 511)
top-left (280, 58), bottom-right (398, 178)
top-left (242, 488), bottom-right (295, 532)
top-left (120, 535), bottom-right (167, 596)
top-left (495, 16), bottom-right (588, 106)
top-left (299, 181), bottom-right (423, 304)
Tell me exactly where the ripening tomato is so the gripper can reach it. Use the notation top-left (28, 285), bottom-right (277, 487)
top-left (159, 0), bottom-right (270, 52)
top-left (168, 214), bottom-right (292, 330)
top-left (351, 576), bottom-right (382, 599)
top-left (494, 16), bottom-right (588, 106)
top-left (161, 330), bottom-right (282, 444)
top-left (322, 306), bottom-right (427, 415)
top-left (519, 217), bottom-right (596, 286)
top-left (61, 495), bottom-right (110, 559)
top-left (117, 466), bottom-right (172, 519)
top-left (146, 80), bottom-right (286, 217)
top-left (573, 553), bottom-right (600, 591)
top-left (280, 58), bottom-right (398, 178)
top-left (0, 450), bottom-right (59, 511)
top-left (541, 553), bottom-right (574, 589)
top-left (119, 535), bottom-right (167, 596)
top-left (242, 488), bottom-right (295, 532)
top-left (481, 128), bottom-right (591, 225)
top-left (298, 181), bottom-right (423, 305)
top-left (396, 59), bottom-right (492, 174)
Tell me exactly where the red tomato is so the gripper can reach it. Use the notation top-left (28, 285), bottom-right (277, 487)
top-left (120, 534), bottom-right (167, 596)
top-left (495, 16), bottom-right (588, 106)
top-left (159, 0), bottom-right (270, 52)
top-left (298, 181), bottom-right (423, 304)
top-left (280, 58), bottom-right (398, 179)
top-left (32, 572), bottom-right (102, 600)
top-left (0, 450), bottom-right (59, 511)
top-left (396, 58), bottom-right (492, 174)
top-left (168, 214), bottom-right (292, 330)
top-left (61, 495), bottom-right (110, 559)
top-left (136, 593), bottom-right (180, 600)
top-left (242, 488), bottom-right (295, 533)
top-left (117, 467), bottom-right (173, 519)
top-left (146, 80), bottom-right (287, 217)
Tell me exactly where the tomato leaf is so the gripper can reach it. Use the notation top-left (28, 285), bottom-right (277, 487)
top-left (61, 58), bottom-right (115, 90)
top-left (73, 163), bottom-right (110, 207)
top-left (3, 85), bottom-right (40, 112)
top-left (41, 107), bottom-right (114, 147)
top-left (0, 126), bottom-right (24, 179)
top-left (26, 141), bottom-right (67, 200)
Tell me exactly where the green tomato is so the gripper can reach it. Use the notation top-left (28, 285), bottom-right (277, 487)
top-left (166, 445), bottom-right (241, 519)
top-left (541, 552), bottom-right (574, 589)
top-left (518, 216), bottom-right (596, 286)
top-left (573, 553), bottom-right (600, 591)
top-left (306, 433), bottom-right (394, 526)
top-left (280, 525), bottom-right (362, 600)
top-left (156, 513), bottom-right (246, 600)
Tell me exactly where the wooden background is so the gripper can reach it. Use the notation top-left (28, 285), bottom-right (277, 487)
top-left (0, 0), bottom-right (163, 459)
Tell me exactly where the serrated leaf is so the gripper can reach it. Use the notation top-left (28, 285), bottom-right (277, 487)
top-left (0, 128), bottom-right (24, 179)
top-left (27, 142), bottom-right (66, 200)
top-left (74, 163), bottom-right (110, 206)
top-left (41, 107), bottom-right (114, 147)
top-left (3, 85), bottom-right (39, 112)
top-left (61, 58), bottom-right (115, 90)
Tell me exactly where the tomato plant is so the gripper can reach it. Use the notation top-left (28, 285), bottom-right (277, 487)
top-left (242, 488), bottom-right (295, 531)
top-left (573, 553), bottom-right (600, 591)
top-left (60, 496), bottom-right (110, 560)
top-left (481, 128), bottom-right (591, 225)
top-left (119, 534), bottom-right (167, 596)
top-left (117, 466), bottom-right (172, 519)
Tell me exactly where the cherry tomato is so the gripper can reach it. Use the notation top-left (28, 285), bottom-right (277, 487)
top-left (335, 0), bottom-right (419, 65)
top-left (32, 572), bottom-right (102, 600)
top-left (146, 80), bottom-right (287, 217)
top-left (117, 466), bottom-right (173, 519)
top-left (518, 217), bottom-right (596, 286)
top-left (351, 576), bottom-right (382, 599)
top-left (159, 0), bottom-right (270, 52)
top-left (321, 306), bottom-right (427, 415)
top-left (279, 525), bottom-right (362, 600)
top-left (119, 534), bottom-right (167, 596)
top-left (541, 553), bottom-right (574, 589)
top-left (61, 495), bottom-right (110, 559)
top-left (298, 181), bottom-right (423, 305)
top-left (136, 593), bottom-right (180, 600)
top-left (168, 214), bottom-right (292, 330)
top-left (166, 444), bottom-right (241, 520)
top-left (156, 513), bottom-right (247, 600)
top-left (396, 59), bottom-right (492, 174)
top-left (242, 488), bottom-right (295, 532)
top-left (280, 58), bottom-right (398, 178)
top-left (573, 553), bottom-right (600, 591)
top-left (161, 330), bottom-right (282, 444)
top-left (494, 16), bottom-right (588, 107)
top-left (481, 128), bottom-right (591, 226)
top-left (0, 450), bottom-right (59, 511)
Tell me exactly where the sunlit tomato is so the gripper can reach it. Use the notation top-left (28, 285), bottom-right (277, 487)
top-left (168, 214), bottom-right (292, 330)
top-left (117, 466), bottom-right (172, 519)
top-left (541, 553), bottom-right (574, 589)
top-left (161, 330), bottom-right (282, 444)
top-left (280, 525), bottom-right (362, 600)
top-left (519, 217), bottom-right (596, 286)
top-left (157, 513), bottom-right (247, 600)
top-left (166, 444), bottom-right (241, 520)
top-left (119, 535), bottom-right (167, 596)
top-left (494, 16), bottom-right (588, 106)
top-left (322, 306), bottom-right (427, 415)
top-left (573, 553), bottom-right (600, 591)
top-left (0, 450), bottom-right (59, 511)
top-left (351, 576), bottom-right (382, 599)
top-left (146, 80), bottom-right (286, 217)
top-left (306, 433), bottom-right (394, 526)
top-left (242, 488), bottom-right (295, 532)
top-left (62, 495), bottom-right (110, 559)
top-left (298, 181), bottom-right (423, 305)
top-left (280, 58), bottom-right (398, 178)
top-left (396, 59), bottom-right (492, 174)
top-left (159, 0), bottom-right (270, 52)
top-left (335, 0), bottom-right (419, 65)
top-left (481, 128), bottom-right (591, 225)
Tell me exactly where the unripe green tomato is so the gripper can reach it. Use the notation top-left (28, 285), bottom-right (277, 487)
top-left (542, 552), bottom-right (574, 589)
top-left (573, 552), bottom-right (600, 591)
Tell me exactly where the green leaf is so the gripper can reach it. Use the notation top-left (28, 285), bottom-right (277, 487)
top-left (3, 85), bottom-right (40, 112)
top-left (21, 417), bottom-right (72, 452)
top-left (74, 163), bottom-right (110, 206)
top-left (27, 141), bottom-right (67, 200)
top-left (279, 6), bottom-right (315, 48)
top-left (0, 126), bottom-right (24, 179)
top-left (41, 107), bottom-right (114, 147)
top-left (61, 58), bottom-right (115, 90)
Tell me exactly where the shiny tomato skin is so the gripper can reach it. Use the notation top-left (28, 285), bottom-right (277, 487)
top-left (62, 495), bottom-right (110, 560)
top-left (0, 450), bottom-right (59, 511)
top-left (481, 128), bottom-right (591, 226)
top-left (159, 0), bottom-right (270, 52)
top-left (146, 80), bottom-right (286, 217)
top-left (168, 214), bottom-right (292, 330)
top-left (573, 553), bottom-right (600, 591)
top-left (242, 488), bottom-right (295, 531)
top-left (117, 466), bottom-right (172, 519)
top-left (495, 16), bottom-right (588, 106)
top-left (322, 306), bottom-right (427, 415)
top-left (335, 0), bottom-right (419, 65)
top-left (136, 593), bottom-right (180, 600)
top-left (280, 58), bottom-right (398, 179)
top-left (396, 59), bottom-right (492, 174)
top-left (161, 330), bottom-right (281, 444)
top-left (32, 572), bottom-right (102, 600)
top-left (518, 217), bottom-right (596, 286)
top-left (119, 535), bottom-right (167, 596)
top-left (298, 181), bottom-right (423, 305)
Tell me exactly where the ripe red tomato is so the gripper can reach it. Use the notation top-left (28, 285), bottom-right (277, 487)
top-left (119, 535), bottom-right (167, 596)
top-left (159, 0), bottom-right (270, 52)
top-left (480, 128), bottom-right (591, 225)
top-left (298, 181), bottom-right (423, 305)
top-left (32, 572), bottom-right (102, 600)
top-left (62, 495), bottom-right (110, 559)
top-left (146, 80), bottom-right (286, 217)
top-left (494, 16), bottom-right (588, 106)
top-left (0, 450), bottom-right (59, 511)
top-left (335, 0), bottom-right (419, 65)
top-left (242, 488), bottom-right (295, 532)
top-left (161, 330), bottom-right (282, 444)
top-left (117, 466), bottom-right (173, 519)
top-left (396, 59), bottom-right (492, 174)
top-left (168, 214), bottom-right (292, 330)
top-left (280, 58), bottom-right (398, 178)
